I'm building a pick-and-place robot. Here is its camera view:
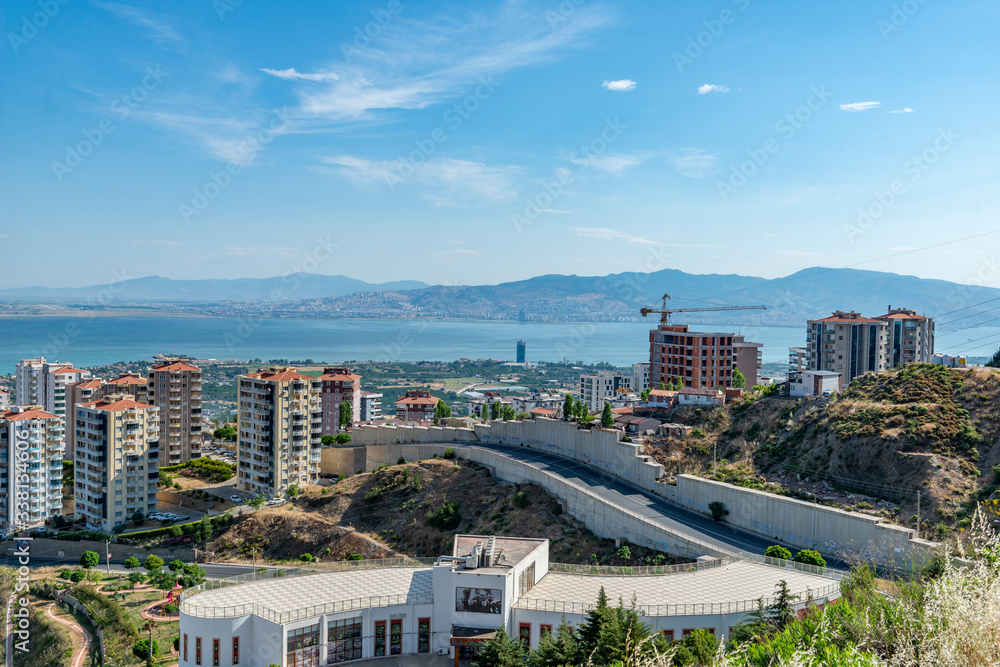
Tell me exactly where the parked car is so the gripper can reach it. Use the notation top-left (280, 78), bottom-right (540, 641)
top-left (267, 498), bottom-right (286, 506)
top-left (230, 494), bottom-right (242, 503)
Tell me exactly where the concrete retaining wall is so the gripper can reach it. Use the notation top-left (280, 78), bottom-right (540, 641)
top-left (320, 447), bottom-right (367, 476)
top-left (17, 537), bottom-right (197, 563)
top-left (364, 444), bottom-right (727, 560)
top-left (674, 475), bottom-right (937, 568)
top-left (61, 593), bottom-right (107, 665)
top-left (351, 425), bottom-right (479, 446)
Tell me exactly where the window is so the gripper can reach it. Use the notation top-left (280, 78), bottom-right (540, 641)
top-left (390, 620), bottom-right (402, 655)
top-left (518, 562), bottom-right (536, 596)
top-left (286, 624), bottom-right (320, 667)
top-left (183, 634), bottom-right (188, 662)
top-left (196, 638), bottom-right (202, 666)
top-left (662, 630), bottom-right (675, 643)
top-left (213, 639), bottom-right (220, 667)
top-left (418, 618), bottom-right (430, 654)
top-left (374, 621), bottom-right (386, 657)
top-left (232, 637), bottom-right (239, 665)
top-left (540, 625), bottom-right (552, 638)
top-left (327, 617), bottom-right (362, 663)
top-left (518, 623), bottom-right (531, 648)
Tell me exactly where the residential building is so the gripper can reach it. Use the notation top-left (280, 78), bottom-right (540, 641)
top-left (644, 389), bottom-right (678, 409)
top-left (0, 391), bottom-right (8, 410)
top-left (318, 368), bottom-right (361, 434)
top-left (67, 379), bottom-right (104, 458)
top-left (677, 387), bottom-right (726, 407)
top-left (788, 347), bottom-right (807, 383)
top-left (148, 359), bottom-right (203, 466)
top-left (104, 372), bottom-right (150, 404)
top-left (516, 339), bottom-right (526, 364)
top-left (806, 311), bottom-right (889, 388)
top-left (648, 325), bottom-right (763, 390)
top-left (632, 362), bottom-right (650, 394)
top-left (16, 358), bottom-right (92, 420)
top-left (529, 407), bottom-right (557, 419)
top-left (511, 393), bottom-right (562, 415)
top-left (14, 358), bottom-right (45, 406)
top-left (789, 370), bottom-right (842, 398)
top-left (395, 390), bottom-right (440, 422)
top-left (74, 395), bottom-right (159, 531)
top-left (359, 391), bottom-right (383, 422)
top-left (237, 367), bottom-right (322, 498)
top-left (932, 353), bottom-right (966, 368)
top-left (0, 406), bottom-right (64, 530)
top-left (178, 534), bottom-right (840, 667)
top-left (875, 306), bottom-right (935, 367)
top-left (579, 370), bottom-right (631, 411)
top-left (614, 414), bottom-right (661, 435)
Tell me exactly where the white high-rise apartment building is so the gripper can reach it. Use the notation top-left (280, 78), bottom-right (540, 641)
top-left (579, 370), bottom-right (632, 411)
top-left (237, 367), bottom-right (322, 498)
top-left (74, 395), bottom-right (160, 531)
top-left (0, 406), bottom-right (65, 531)
top-left (632, 362), bottom-right (650, 394)
top-left (15, 358), bottom-right (91, 421)
top-left (147, 359), bottom-right (203, 466)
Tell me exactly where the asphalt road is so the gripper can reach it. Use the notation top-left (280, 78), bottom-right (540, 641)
top-left (2, 553), bottom-right (288, 580)
top-left (466, 442), bottom-right (849, 570)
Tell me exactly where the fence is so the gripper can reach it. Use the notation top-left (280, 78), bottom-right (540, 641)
top-left (547, 553), bottom-right (844, 579)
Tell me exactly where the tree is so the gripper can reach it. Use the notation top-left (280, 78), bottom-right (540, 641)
top-left (659, 381), bottom-right (666, 390)
top-left (765, 545), bottom-right (792, 561)
top-left (168, 559), bottom-right (186, 573)
top-left (143, 554), bottom-right (164, 573)
top-left (246, 494), bottom-right (266, 512)
top-left (434, 400), bottom-right (452, 424)
top-left (338, 400), bottom-right (352, 429)
top-left (709, 501), bottom-right (728, 522)
top-left (733, 368), bottom-right (746, 388)
top-left (577, 586), bottom-right (610, 654)
top-left (132, 510), bottom-right (145, 525)
top-left (563, 394), bottom-right (574, 421)
top-left (766, 580), bottom-right (798, 631)
top-left (143, 619), bottom-right (157, 666)
top-left (600, 402), bottom-right (614, 428)
top-left (499, 404), bottom-right (515, 421)
top-left (792, 549), bottom-right (827, 568)
top-left (640, 388), bottom-right (651, 402)
top-left (128, 571), bottom-right (145, 591)
top-left (321, 434), bottom-right (336, 446)
top-left (987, 347), bottom-right (1000, 368)
top-left (530, 619), bottom-right (580, 667)
top-left (673, 628), bottom-right (718, 666)
top-left (729, 597), bottom-right (769, 645)
top-left (124, 556), bottom-right (141, 570)
top-left (490, 400), bottom-right (500, 420)
top-left (335, 433), bottom-right (351, 444)
top-left (213, 425), bottom-right (236, 441)
top-left (79, 550), bottom-right (99, 570)
top-left (475, 627), bottom-right (524, 667)
top-left (287, 484), bottom-right (300, 498)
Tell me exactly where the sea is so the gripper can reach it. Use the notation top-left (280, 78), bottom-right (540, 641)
top-left (0, 315), bottom-right (996, 374)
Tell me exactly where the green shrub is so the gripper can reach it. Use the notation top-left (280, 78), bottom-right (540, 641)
top-left (514, 491), bottom-right (530, 508)
top-left (765, 545), bottom-right (792, 560)
top-left (709, 501), bottom-right (728, 522)
top-left (443, 448), bottom-right (456, 459)
top-left (427, 500), bottom-right (462, 530)
top-left (299, 553), bottom-right (314, 562)
top-left (397, 457), bottom-right (407, 465)
top-left (163, 603), bottom-right (178, 614)
top-left (793, 549), bottom-right (827, 568)
top-left (133, 638), bottom-right (159, 659)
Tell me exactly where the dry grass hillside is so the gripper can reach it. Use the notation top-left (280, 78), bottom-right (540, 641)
top-left (209, 457), bottom-right (683, 566)
top-left (645, 364), bottom-right (1000, 539)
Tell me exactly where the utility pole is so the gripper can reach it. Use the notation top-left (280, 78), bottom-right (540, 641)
top-left (916, 490), bottom-right (921, 539)
top-left (713, 441), bottom-right (717, 477)
top-left (105, 538), bottom-right (111, 575)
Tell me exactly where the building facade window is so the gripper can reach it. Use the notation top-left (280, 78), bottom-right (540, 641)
top-left (327, 617), bottom-right (362, 663)
top-left (540, 625), bottom-right (552, 638)
top-left (196, 638), bottom-right (202, 666)
top-left (389, 620), bottom-right (402, 655)
top-left (417, 618), bottom-right (430, 654)
top-left (374, 621), bottom-right (386, 657)
top-left (213, 639), bottom-right (220, 667)
top-left (518, 562), bottom-right (536, 596)
top-left (518, 623), bottom-right (531, 648)
top-left (286, 623), bottom-right (320, 667)
top-left (663, 630), bottom-right (675, 643)
top-left (183, 634), bottom-right (188, 662)
top-left (232, 637), bottom-right (239, 665)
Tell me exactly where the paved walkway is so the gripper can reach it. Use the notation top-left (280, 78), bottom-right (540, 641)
top-left (45, 602), bottom-right (92, 667)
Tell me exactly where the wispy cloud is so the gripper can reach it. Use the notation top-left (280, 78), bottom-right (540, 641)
top-left (575, 228), bottom-right (716, 248)
top-left (566, 151), bottom-right (651, 175)
top-left (840, 101), bottom-right (880, 112)
top-left (890, 107), bottom-right (914, 114)
top-left (436, 249), bottom-right (481, 256)
top-left (697, 83), bottom-right (729, 94)
top-left (667, 149), bottom-right (718, 178)
top-left (320, 155), bottom-right (519, 204)
top-left (260, 68), bottom-right (340, 83)
top-left (141, 106), bottom-right (285, 165)
top-left (94, 2), bottom-right (181, 43)
top-left (602, 79), bottom-right (636, 92)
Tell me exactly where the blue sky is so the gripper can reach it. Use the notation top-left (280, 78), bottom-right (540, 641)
top-left (2, 0), bottom-right (998, 289)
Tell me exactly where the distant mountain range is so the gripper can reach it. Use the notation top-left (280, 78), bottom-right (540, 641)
top-left (2, 267), bottom-right (997, 329)
top-left (0, 274), bottom-right (429, 302)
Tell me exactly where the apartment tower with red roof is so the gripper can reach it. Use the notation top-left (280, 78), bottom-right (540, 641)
top-left (237, 367), bottom-right (322, 497)
top-left (806, 311), bottom-right (889, 389)
top-left (147, 359), bottom-right (203, 466)
top-left (1, 406), bottom-right (65, 530)
top-left (318, 367), bottom-right (361, 434)
top-left (875, 306), bottom-right (935, 367)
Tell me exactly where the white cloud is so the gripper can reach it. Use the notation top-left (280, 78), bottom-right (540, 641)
top-left (890, 107), bottom-right (914, 113)
top-left (667, 149), bottom-right (718, 178)
top-left (566, 151), bottom-right (650, 174)
top-left (602, 79), bottom-right (636, 92)
top-left (697, 83), bottom-right (730, 94)
top-left (259, 68), bottom-right (340, 83)
top-left (141, 107), bottom-right (288, 165)
top-left (94, 2), bottom-right (181, 43)
top-left (321, 155), bottom-right (519, 204)
top-left (840, 101), bottom-right (881, 112)
top-left (574, 228), bottom-right (716, 248)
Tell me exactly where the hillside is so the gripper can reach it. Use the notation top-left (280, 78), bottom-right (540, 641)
top-left (208, 457), bottom-right (683, 565)
top-left (644, 364), bottom-right (1000, 539)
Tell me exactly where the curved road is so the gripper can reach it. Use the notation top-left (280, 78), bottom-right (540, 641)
top-left (462, 442), bottom-right (848, 570)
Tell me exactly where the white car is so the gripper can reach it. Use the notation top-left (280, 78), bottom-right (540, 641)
top-left (230, 494), bottom-right (243, 503)
top-left (266, 498), bottom-right (286, 506)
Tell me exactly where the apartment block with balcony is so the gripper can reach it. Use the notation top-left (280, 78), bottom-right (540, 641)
top-left (648, 324), bottom-right (763, 390)
top-left (16, 358), bottom-right (91, 421)
top-left (104, 372), bottom-right (150, 404)
top-left (788, 347), bottom-right (808, 383)
top-left (806, 311), bottom-right (889, 389)
top-left (74, 395), bottom-right (160, 532)
top-left (67, 379), bottom-right (104, 461)
top-left (318, 367), bottom-right (361, 434)
top-left (0, 406), bottom-right (65, 531)
top-left (394, 390), bottom-right (440, 423)
top-left (237, 367), bottom-right (322, 498)
top-left (876, 306), bottom-right (935, 367)
top-left (632, 362), bottom-right (650, 394)
top-left (579, 370), bottom-right (631, 411)
top-left (147, 359), bottom-right (203, 466)
top-left (359, 391), bottom-right (383, 422)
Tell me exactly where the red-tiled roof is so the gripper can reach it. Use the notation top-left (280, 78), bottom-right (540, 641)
top-left (81, 397), bottom-right (156, 412)
top-left (152, 361), bottom-right (200, 372)
top-left (71, 379), bottom-right (104, 390)
top-left (396, 394), bottom-right (440, 406)
top-left (813, 313), bottom-right (883, 324)
top-left (648, 389), bottom-right (678, 398)
top-left (318, 372), bottom-right (360, 382)
top-left (51, 366), bottom-right (87, 375)
top-left (680, 387), bottom-right (722, 396)
top-left (243, 368), bottom-right (315, 382)
top-left (878, 312), bottom-right (930, 320)
top-left (610, 407), bottom-right (633, 415)
top-left (106, 374), bottom-right (147, 385)
top-left (3, 408), bottom-right (59, 421)
top-left (530, 407), bottom-right (556, 415)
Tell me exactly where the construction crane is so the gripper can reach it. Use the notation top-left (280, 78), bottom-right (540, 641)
top-left (640, 294), bottom-right (766, 324)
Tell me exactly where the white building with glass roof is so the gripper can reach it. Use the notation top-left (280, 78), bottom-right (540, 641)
top-left (179, 535), bottom-right (841, 667)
